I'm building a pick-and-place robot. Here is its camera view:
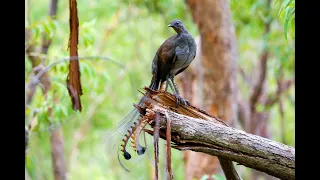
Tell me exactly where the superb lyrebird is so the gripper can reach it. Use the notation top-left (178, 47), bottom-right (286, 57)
top-left (110, 19), bottom-right (197, 171)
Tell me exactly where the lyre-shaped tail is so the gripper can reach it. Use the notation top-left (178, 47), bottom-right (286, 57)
top-left (131, 117), bottom-right (148, 155)
top-left (117, 78), bottom-right (158, 170)
top-left (120, 121), bottom-right (138, 160)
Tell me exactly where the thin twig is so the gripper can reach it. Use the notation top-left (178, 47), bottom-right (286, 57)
top-left (249, 0), bottom-right (272, 111)
top-left (41, 0), bottom-right (58, 55)
top-left (153, 112), bottom-right (160, 180)
top-left (238, 67), bottom-right (252, 86)
top-left (25, 55), bottom-right (125, 94)
top-left (264, 77), bottom-right (294, 108)
top-left (165, 111), bottom-right (173, 180)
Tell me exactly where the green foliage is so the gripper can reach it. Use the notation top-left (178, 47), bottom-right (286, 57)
top-left (79, 19), bottom-right (98, 49)
top-left (200, 174), bottom-right (225, 180)
top-left (277, 0), bottom-right (295, 40)
top-left (200, 174), bottom-right (210, 180)
top-left (232, 0), bottom-right (295, 177)
top-left (27, 17), bottom-right (58, 45)
top-left (25, 0), bottom-right (194, 179)
top-left (212, 174), bottom-right (226, 180)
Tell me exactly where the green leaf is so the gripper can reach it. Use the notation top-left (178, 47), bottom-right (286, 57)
top-left (48, 19), bottom-right (56, 31)
top-left (80, 62), bottom-right (95, 77)
top-left (278, 0), bottom-right (293, 17)
top-left (200, 174), bottom-right (209, 180)
top-left (212, 174), bottom-right (226, 180)
top-left (284, 7), bottom-right (294, 40)
top-left (44, 24), bottom-right (50, 35)
top-left (278, 0), bottom-right (295, 40)
top-left (61, 105), bottom-right (69, 117)
top-left (102, 71), bottom-right (111, 82)
top-left (32, 27), bottom-right (40, 40)
top-left (290, 17), bottom-right (295, 38)
top-left (81, 18), bottom-right (97, 28)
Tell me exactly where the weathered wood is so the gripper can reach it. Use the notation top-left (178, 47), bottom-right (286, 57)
top-left (141, 88), bottom-right (295, 180)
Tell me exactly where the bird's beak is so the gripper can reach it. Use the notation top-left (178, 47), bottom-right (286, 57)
top-left (168, 24), bottom-right (173, 27)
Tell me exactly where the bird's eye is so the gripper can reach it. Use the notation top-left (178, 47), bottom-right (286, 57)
top-left (175, 22), bottom-right (179, 25)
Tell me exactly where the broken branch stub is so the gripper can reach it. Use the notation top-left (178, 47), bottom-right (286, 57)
top-left (139, 88), bottom-right (295, 180)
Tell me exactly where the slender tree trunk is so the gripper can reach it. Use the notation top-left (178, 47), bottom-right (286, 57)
top-left (25, 0), bottom-right (68, 179)
top-left (183, 0), bottom-right (238, 179)
top-left (50, 127), bottom-right (68, 180)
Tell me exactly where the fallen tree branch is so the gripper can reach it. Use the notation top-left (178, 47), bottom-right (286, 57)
top-left (141, 88), bottom-right (295, 180)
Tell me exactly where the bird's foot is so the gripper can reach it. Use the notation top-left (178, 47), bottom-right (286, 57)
top-left (174, 94), bottom-right (189, 107)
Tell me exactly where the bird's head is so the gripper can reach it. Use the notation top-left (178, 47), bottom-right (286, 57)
top-left (168, 19), bottom-right (187, 33)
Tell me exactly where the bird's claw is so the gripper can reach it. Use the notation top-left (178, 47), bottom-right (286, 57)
top-left (174, 94), bottom-right (189, 107)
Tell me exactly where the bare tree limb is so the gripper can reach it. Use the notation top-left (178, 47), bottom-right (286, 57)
top-left (264, 78), bottom-right (295, 108)
top-left (238, 68), bottom-right (252, 86)
top-left (154, 112), bottom-right (160, 180)
top-left (165, 111), bottom-right (173, 180)
top-left (279, 96), bottom-right (286, 144)
top-left (249, 0), bottom-right (272, 111)
top-left (249, 43), bottom-right (269, 111)
top-left (237, 91), bottom-right (250, 130)
top-left (41, 0), bottom-right (58, 54)
top-left (25, 55), bottom-right (125, 106)
top-left (25, 127), bottom-right (29, 156)
top-left (141, 89), bottom-right (294, 180)
top-left (25, 2), bottom-right (68, 180)
top-left (25, 0), bottom-right (59, 154)
top-left (25, 29), bottom-right (52, 105)
top-left (218, 157), bottom-right (242, 180)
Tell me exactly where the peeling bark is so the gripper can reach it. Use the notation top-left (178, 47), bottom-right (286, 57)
top-left (67, 0), bottom-right (83, 111)
top-left (140, 89), bottom-right (294, 180)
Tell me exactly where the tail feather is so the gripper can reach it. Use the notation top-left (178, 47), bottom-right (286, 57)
top-left (116, 75), bottom-right (159, 171)
top-left (148, 75), bottom-right (160, 90)
top-left (137, 76), bottom-right (159, 106)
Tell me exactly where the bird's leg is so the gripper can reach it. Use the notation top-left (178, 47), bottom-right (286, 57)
top-left (167, 79), bottom-right (175, 93)
top-left (160, 79), bottom-right (170, 92)
top-left (169, 76), bottom-right (189, 107)
top-left (165, 77), bottom-right (169, 92)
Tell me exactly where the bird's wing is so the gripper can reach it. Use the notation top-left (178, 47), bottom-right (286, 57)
top-left (152, 35), bottom-right (177, 81)
top-left (174, 37), bottom-right (189, 62)
top-left (174, 65), bottom-right (189, 76)
top-left (151, 35), bottom-right (176, 73)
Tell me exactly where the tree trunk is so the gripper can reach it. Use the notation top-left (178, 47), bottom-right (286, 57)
top-left (184, 0), bottom-right (238, 179)
top-left (25, 0), bottom-right (68, 179)
top-left (50, 128), bottom-right (68, 180)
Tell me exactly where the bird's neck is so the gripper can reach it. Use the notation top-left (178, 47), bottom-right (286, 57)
top-left (177, 28), bottom-right (189, 35)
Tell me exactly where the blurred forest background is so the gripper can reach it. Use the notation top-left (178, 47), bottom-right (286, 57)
top-left (25, 0), bottom-right (295, 180)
